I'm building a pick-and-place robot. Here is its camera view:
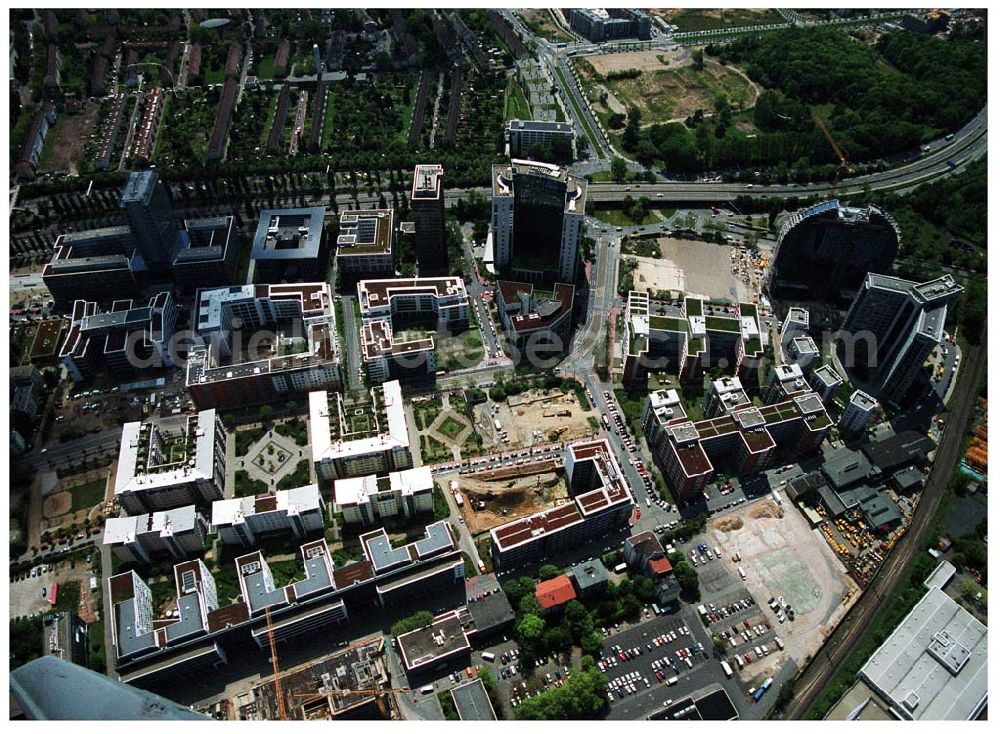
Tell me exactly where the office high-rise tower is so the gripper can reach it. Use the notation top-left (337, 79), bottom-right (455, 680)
top-left (840, 273), bottom-right (962, 406)
top-left (490, 159), bottom-right (585, 285)
top-left (411, 164), bottom-right (447, 277)
top-left (120, 169), bottom-right (179, 269)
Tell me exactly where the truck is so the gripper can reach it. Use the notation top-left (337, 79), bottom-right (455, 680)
top-left (720, 661), bottom-right (733, 678)
top-left (774, 637), bottom-right (784, 650)
top-left (481, 652), bottom-right (496, 662)
top-left (494, 418), bottom-right (502, 432)
top-left (753, 688), bottom-right (765, 702)
top-left (89, 577), bottom-right (98, 592)
top-left (646, 497), bottom-right (652, 508)
top-left (738, 567), bottom-right (747, 580)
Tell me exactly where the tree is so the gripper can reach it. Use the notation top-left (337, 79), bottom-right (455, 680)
top-left (259, 405), bottom-right (274, 425)
top-left (610, 157), bottom-right (628, 183)
top-left (390, 610), bottom-right (433, 637)
top-left (692, 49), bottom-right (704, 71)
top-left (544, 623), bottom-right (573, 653)
top-left (514, 666), bottom-right (608, 720)
top-left (672, 559), bottom-right (700, 601)
top-left (515, 613), bottom-right (546, 655)
top-left (564, 599), bottom-right (593, 642)
top-left (519, 592), bottom-right (543, 618)
top-left (538, 564), bottom-right (561, 581)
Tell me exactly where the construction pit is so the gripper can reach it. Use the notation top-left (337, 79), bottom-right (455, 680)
top-left (444, 459), bottom-right (573, 535)
top-left (472, 388), bottom-right (599, 450)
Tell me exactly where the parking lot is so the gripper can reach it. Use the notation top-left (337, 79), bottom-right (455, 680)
top-left (688, 494), bottom-right (858, 676)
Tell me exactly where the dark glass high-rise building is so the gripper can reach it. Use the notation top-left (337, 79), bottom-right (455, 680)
top-left (767, 200), bottom-right (900, 306)
top-left (411, 164), bottom-right (447, 276)
top-left (119, 169), bottom-right (180, 269)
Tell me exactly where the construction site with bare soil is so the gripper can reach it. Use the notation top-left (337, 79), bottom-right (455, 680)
top-left (442, 457), bottom-right (572, 536)
top-left (471, 388), bottom-right (600, 451)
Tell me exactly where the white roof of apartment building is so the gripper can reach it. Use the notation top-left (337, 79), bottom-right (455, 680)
top-left (309, 381), bottom-right (410, 463)
top-left (333, 466), bottom-right (433, 507)
top-left (104, 505), bottom-right (201, 544)
top-left (114, 410), bottom-right (218, 497)
top-left (212, 484), bottom-right (322, 526)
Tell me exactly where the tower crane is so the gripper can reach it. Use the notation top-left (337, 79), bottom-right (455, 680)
top-left (265, 606), bottom-right (288, 721)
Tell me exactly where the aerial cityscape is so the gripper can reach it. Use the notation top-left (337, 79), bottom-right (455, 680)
top-left (7, 5), bottom-right (988, 723)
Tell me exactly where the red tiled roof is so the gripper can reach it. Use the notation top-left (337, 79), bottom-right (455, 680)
top-left (647, 557), bottom-right (672, 576)
top-left (535, 575), bottom-right (576, 610)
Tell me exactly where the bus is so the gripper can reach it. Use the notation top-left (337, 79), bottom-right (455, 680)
top-left (945, 132), bottom-right (955, 141)
top-left (738, 567), bottom-right (747, 580)
top-left (753, 688), bottom-right (765, 702)
top-left (720, 661), bottom-right (733, 678)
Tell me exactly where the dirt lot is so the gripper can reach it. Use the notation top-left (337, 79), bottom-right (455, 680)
top-left (516, 9), bottom-right (574, 41)
top-left (702, 499), bottom-right (859, 672)
top-left (473, 389), bottom-right (599, 450)
top-left (576, 54), bottom-right (756, 124)
top-left (583, 47), bottom-right (689, 75)
top-left (443, 462), bottom-right (571, 535)
top-left (38, 101), bottom-right (100, 175)
top-left (9, 557), bottom-right (100, 622)
top-left (631, 238), bottom-right (748, 303)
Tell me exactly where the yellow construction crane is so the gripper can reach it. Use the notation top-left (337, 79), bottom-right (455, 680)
top-left (265, 606), bottom-right (288, 721)
top-left (811, 109), bottom-right (855, 180)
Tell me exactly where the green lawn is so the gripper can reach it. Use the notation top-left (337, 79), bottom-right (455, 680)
top-left (68, 479), bottom-right (107, 512)
top-left (438, 415), bottom-right (467, 440)
top-left (256, 56), bottom-right (276, 80)
top-left (234, 470), bottom-right (268, 498)
top-left (666, 8), bottom-right (785, 32)
top-left (506, 78), bottom-right (532, 121)
top-left (592, 208), bottom-right (660, 227)
top-left (555, 66), bottom-right (603, 159)
top-left (276, 460), bottom-right (311, 491)
top-left (420, 434), bottom-right (452, 464)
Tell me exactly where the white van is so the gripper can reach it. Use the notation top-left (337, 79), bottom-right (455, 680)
top-left (775, 637), bottom-right (785, 650)
top-left (738, 567), bottom-right (747, 580)
top-left (714, 547), bottom-right (722, 559)
top-left (481, 652), bottom-right (496, 662)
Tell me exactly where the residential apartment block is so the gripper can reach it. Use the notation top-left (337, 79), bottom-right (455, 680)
top-left (333, 465), bottom-right (434, 525)
top-left (186, 282), bottom-right (341, 408)
top-left (336, 209), bottom-right (395, 280)
top-left (103, 505), bottom-right (207, 564)
top-left (212, 485), bottom-right (326, 547)
top-left (114, 409), bottom-right (226, 515)
top-left (504, 119), bottom-right (574, 159)
top-left (643, 388), bottom-right (832, 501)
top-left (489, 439), bottom-right (633, 570)
top-left (621, 292), bottom-right (763, 388)
top-left (309, 381), bottom-right (413, 481)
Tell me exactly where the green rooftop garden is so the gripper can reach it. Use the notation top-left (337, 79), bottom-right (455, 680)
top-left (684, 298), bottom-right (703, 317)
top-left (745, 337), bottom-right (762, 355)
top-left (739, 303), bottom-right (757, 318)
top-left (649, 316), bottom-right (687, 332)
top-left (704, 316), bottom-right (741, 333)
